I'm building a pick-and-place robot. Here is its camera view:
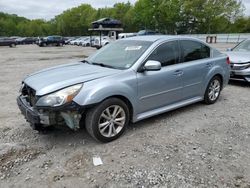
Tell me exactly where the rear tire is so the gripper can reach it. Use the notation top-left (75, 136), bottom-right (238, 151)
top-left (85, 98), bottom-right (129, 142)
top-left (204, 76), bottom-right (222, 104)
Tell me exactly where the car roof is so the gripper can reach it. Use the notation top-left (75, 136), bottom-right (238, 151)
top-left (123, 35), bottom-right (200, 42)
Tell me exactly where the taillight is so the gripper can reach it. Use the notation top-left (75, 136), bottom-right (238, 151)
top-left (226, 57), bottom-right (230, 65)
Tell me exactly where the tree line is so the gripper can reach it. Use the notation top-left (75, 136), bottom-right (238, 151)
top-left (0, 0), bottom-right (250, 37)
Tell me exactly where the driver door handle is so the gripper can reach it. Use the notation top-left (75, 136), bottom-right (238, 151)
top-left (174, 70), bottom-right (183, 76)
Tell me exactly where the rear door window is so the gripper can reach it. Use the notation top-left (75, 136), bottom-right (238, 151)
top-left (181, 40), bottom-right (210, 62)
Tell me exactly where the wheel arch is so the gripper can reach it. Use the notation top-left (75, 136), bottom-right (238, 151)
top-left (82, 94), bottom-right (134, 123)
top-left (213, 73), bottom-right (223, 86)
top-left (105, 95), bottom-right (134, 122)
top-left (203, 65), bottom-right (225, 94)
top-left (203, 73), bottom-right (223, 104)
top-left (203, 73), bottom-right (223, 93)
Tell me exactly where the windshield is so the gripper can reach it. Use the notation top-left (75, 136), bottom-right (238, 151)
top-left (87, 40), bottom-right (152, 69)
top-left (233, 40), bottom-right (250, 52)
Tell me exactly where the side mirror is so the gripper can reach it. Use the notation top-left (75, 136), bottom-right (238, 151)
top-left (227, 48), bottom-right (232, 51)
top-left (143, 60), bottom-right (161, 71)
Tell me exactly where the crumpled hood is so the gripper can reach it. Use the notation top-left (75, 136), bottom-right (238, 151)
top-left (24, 62), bottom-right (121, 96)
top-left (226, 51), bottom-right (250, 64)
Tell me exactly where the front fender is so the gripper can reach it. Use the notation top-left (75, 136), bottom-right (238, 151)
top-left (73, 71), bottom-right (138, 112)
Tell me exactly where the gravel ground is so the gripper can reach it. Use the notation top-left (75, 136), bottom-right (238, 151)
top-left (0, 44), bottom-right (249, 188)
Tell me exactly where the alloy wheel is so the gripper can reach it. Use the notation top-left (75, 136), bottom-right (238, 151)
top-left (208, 79), bottom-right (221, 101)
top-left (98, 105), bottom-right (126, 138)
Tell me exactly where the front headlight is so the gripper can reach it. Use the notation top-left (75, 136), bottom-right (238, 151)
top-left (36, 84), bottom-right (82, 107)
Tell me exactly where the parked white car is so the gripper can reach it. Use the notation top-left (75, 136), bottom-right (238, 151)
top-left (93, 36), bottom-right (111, 49)
top-left (81, 37), bottom-right (95, 47)
top-left (69, 38), bottom-right (79, 45)
top-left (70, 37), bottom-right (86, 45)
top-left (118, 33), bottom-right (137, 39)
top-left (76, 37), bottom-right (88, 46)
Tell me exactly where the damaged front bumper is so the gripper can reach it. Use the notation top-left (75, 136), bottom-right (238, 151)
top-left (17, 96), bottom-right (84, 130)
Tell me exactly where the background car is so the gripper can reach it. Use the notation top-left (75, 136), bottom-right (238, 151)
top-left (226, 39), bottom-right (250, 82)
top-left (69, 37), bottom-right (84, 45)
top-left (16, 37), bottom-right (36, 45)
top-left (76, 37), bottom-right (88, 46)
top-left (118, 33), bottom-right (137, 39)
top-left (65, 37), bottom-right (76, 45)
top-left (137, 30), bottom-right (160, 36)
top-left (81, 37), bottom-right (95, 47)
top-left (17, 36), bottom-right (230, 142)
top-left (38, 36), bottom-right (65, 47)
top-left (92, 18), bottom-right (122, 28)
top-left (93, 36), bottom-right (110, 49)
top-left (0, 37), bottom-right (16, 47)
top-left (69, 38), bottom-right (79, 45)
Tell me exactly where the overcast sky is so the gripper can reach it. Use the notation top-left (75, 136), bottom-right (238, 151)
top-left (0, 0), bottom-right (249, 20)
top-left (243, 0), bottom-right (250, 15)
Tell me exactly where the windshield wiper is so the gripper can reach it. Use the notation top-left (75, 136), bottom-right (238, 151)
top-left (91, 62), bottom-right (118, 69)
top-left (81, 59), bottom-right (90, 64)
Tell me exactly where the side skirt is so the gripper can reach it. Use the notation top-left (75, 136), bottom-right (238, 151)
top-left (134, 96), bottom-right (203, 122)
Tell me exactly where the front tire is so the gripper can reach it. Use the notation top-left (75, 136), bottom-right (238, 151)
top-left (204, 76), bottom-right (222, 104)
top-left (85, 98), bottom-right (129, 142)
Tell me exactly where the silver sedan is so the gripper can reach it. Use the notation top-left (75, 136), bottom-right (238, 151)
top-left (226, 39), bottom-right (250, 82)
top-left (17, 36), bottom-right (230, 142)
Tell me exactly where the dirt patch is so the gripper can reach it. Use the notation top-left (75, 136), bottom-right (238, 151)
top-left (0, 143), bottom-right (42, 180)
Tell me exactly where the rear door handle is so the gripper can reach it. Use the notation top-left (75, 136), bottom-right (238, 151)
top-left (174, 70), bottom-right (183, 76)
